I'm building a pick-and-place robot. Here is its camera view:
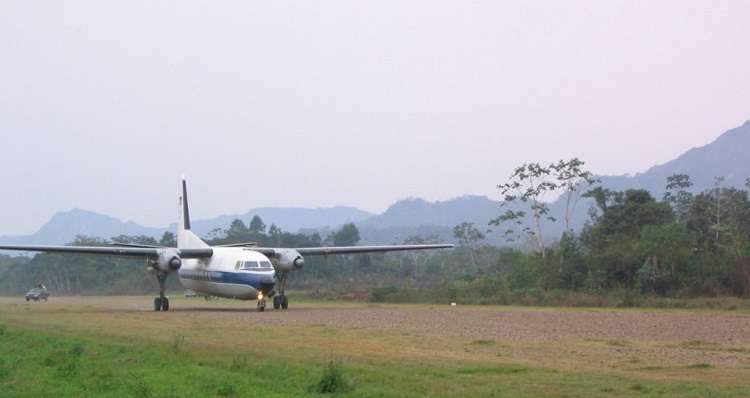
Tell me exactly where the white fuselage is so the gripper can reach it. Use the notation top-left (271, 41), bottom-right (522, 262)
top-left (177, 248), bottom-right (276, 300)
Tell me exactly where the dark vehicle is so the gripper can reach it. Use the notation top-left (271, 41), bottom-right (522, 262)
top-left (26, 287), bottom-right (49, 301)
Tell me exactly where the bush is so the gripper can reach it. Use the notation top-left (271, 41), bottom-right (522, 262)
top-left (314, 360), bottom-right (350, 394)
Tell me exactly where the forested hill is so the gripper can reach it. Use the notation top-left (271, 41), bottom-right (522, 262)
top-left (599, 119), bottom-right (750, 196)
top-left (0, 206), bottom-right (375, 246)
top-left (1, 118), bottom-right (749, 247)
top-left (0, 209), bottom-right (167, 246)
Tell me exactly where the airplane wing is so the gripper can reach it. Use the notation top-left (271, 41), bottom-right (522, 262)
top-left (296, 244), bottom-right (454, 256)
top-left (0, 244), bottom-right (214, 259)
top-left (251, 244), bottom-right (453, 257)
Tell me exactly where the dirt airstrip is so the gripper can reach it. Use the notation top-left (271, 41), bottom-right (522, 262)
top-left (8, 297), bottom-right (750, 371)
top-left (48, 296), bottom-right (749, 344)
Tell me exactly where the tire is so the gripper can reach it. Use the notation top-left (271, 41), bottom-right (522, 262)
top-left (273, 296), bottom-right (281, 309)
top-left (154, 297), bottom-right (162, 311)
top-left (281, 296), bottom-right (289, 310)
top-left (162, 297), bottom-right (170, 311)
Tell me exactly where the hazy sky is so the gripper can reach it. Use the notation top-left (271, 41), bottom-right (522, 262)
top-left (1, 1), bottom-right (749, 236)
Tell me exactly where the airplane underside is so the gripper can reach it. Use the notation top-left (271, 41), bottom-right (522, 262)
top-left (167, 268), bottom-right (277, 311)
top-left (179, 278), bottom-right (261, 301)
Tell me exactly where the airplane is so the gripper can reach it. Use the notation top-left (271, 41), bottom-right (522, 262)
top-left (0, 176), bottom-right (453, 311)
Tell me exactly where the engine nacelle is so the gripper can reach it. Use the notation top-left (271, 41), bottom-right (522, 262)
top-left (270, 249), bottom-right (304, 272)
top-left (151, 249), bottom-right (182, 273)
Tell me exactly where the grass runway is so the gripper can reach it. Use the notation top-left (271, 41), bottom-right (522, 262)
top-left (1, 295), bottom-right (748, 397)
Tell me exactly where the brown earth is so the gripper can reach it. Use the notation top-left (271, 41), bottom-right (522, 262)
top-left (60, 296), bottom-right (748, 344)
top-left (7, 296), bottom-right (750, 373)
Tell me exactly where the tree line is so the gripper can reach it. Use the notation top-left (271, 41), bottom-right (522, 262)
top-left (480, 160), bottom-right (750, 302)
top-left (1, 159), bottom-right (749, 307)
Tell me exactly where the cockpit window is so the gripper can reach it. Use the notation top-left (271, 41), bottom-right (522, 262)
top-left (242, 261), bottom-right (273, 270)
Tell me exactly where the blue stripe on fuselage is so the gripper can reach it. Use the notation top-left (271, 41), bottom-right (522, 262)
top-left (178, 269), bottom-right (275, 290)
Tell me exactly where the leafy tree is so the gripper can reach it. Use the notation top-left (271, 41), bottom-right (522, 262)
top-left (635, 223), bottom-right (693, 294)
top-left (583, 186), bottom-right (616, 220)
top-left (687, 183), bottom-right (750, 253)
top-left (551, 231), bottom-right (588, 290)
top-left (249, 215), bottom-right (266, 235)
top-left (267, 224), bottom-right (283, 246)
top-left (398, 234), bottom-right (442, 279)
top-left (226, 219), bottom-right (249, 242)
top-left (205, 228), bottom-right (226, 242)
top-left (111, 235), bottom-right (159, 245)
top-left (582, 189), bottom-right (675, 289)
top-left (333, 223), bottom-right (360, 247)
top-left (492, 162), bottom-right (557, 257)
top-left (453, 222), bottom-right (488, 271)
top-left (160, 231), bottom-right (176, 247)
top-left (677, 183), bottom-right (750, 296)
top-left (248, 215), bottom-right (267, 244)
top-left (492, 158), bottom-right (596, 259)
top-left (72, 235), bottom-right (108, 246)
top-left (550, 158), bottom-right (598, 233)
top-left (662, 174), bottom-right (693, 222)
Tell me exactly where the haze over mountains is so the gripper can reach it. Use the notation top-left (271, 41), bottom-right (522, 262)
top-left (2, 119), bottom-right (749, 247)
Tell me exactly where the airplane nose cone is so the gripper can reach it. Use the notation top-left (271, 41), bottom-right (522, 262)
top-left (260, 274), bottom-right (276, 293)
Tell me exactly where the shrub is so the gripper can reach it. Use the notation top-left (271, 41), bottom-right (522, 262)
top-left (314, 360), bottom-right (350, 394)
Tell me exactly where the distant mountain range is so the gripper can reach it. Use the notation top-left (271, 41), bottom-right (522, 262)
top-left (2, 119), bottom-right (749, 248)
top-left (599, 119), bottom-right (750, 197)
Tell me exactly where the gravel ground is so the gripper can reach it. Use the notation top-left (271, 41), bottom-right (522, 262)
top-left (48, 297), bottom-right (750, 344)
top-left (241, 304), bottom-right (750, 368)
top-left (253, 306), bottom-right (750, 344)
top-left (32, 297), bottom-right (750, 368)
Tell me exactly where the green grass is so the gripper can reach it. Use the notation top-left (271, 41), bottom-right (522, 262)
top-left (0, 297), bottom-right (748, 397)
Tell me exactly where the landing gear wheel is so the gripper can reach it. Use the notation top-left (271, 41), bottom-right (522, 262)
top-left (153, 272), bottom-right (172, 311)
top-left (273, 296), bottom-right (281, 309)
top-left (276, 272), bottom-right (290, 310)
top-left (257, 298), bottom-right (266, 312)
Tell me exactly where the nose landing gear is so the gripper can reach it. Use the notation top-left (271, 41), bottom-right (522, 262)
top-left (257, 293), bottom-right (266, 312)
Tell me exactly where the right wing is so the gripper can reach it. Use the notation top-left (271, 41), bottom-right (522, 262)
top-left (249, 243), bottom-right (454, 257)
top-left (0, 244), bottom-right (214, 260)
top-left (295, 244), bottom-right (454, 256)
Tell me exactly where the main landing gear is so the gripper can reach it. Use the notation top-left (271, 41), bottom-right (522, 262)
top-left (273, 272), bottom-right (290, 310)
top-left (154, 272), bottom-right (170, 311)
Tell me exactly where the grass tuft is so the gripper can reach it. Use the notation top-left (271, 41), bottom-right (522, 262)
top-left (230, 353), bottom-right (248, 371)
top-left (606, 338), bottom-right (630, 346)
top-left (314, 359), bottom-right (351, 394)
top-left (172, 334), bottom-right (187, 355)
top-left (458, 365), bottom-right (531, 375)
top-left (686, 363), bottom-right (714, 369)
top-left (469, 339), bottom-right (496, 345)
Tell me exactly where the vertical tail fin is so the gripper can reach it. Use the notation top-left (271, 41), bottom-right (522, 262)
top-left (178, 175), bottom-right (210, 249)
top-left (180, 176), bottom-right (191, 231)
